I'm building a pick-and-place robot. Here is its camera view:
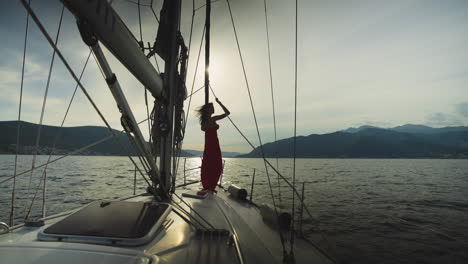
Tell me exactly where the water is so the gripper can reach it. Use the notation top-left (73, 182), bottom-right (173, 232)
top-left (1, 155), bottom-right (467, 263)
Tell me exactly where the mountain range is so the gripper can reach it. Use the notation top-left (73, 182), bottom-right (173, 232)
top-left (2, 121), bottom-right (467, 158)
top-left (240, 124), bottom-right (468, 158)
top-left (342, 124), bottom-right (468, 135)
top-left (0, 121), bottom-right (193, 156)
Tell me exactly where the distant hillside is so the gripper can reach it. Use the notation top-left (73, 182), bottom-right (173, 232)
top-left (343, 124), bottom-right (468, 135)
top-left (0, 121), bottom-right (192, 156)
top-left (390, 124), bottom-right (468, 135)
top-left (240, 126), bottom-right (468, 158)
top-left (4, 121), bottom-right (467, 158)
top-left (184, 149), bottom-right (243, 158)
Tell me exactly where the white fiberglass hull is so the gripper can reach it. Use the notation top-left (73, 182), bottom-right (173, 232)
top-left (0, 185), bottom-right (333, 264)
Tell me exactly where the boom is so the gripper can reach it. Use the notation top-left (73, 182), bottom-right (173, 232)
top-left (61, 0), bottom-right (164, 99)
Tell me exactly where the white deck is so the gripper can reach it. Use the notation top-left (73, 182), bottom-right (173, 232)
top-left (0, 184), bottom-right (334, 264)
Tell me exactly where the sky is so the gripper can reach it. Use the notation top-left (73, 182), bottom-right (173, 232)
top-left (0, 0), bottom-right (467, 153)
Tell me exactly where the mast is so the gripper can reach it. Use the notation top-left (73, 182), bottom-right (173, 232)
top-left (158, 0), bottom-right (182, 198)
top-left (61, 0), bottom-right (186, 198)
top-left (205, 0), bottom-right (211, 105)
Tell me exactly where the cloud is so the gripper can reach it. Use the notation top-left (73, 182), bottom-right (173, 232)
top-left (425, 112), bottom-right (463, 127)
top-left (0, 50), bottom-right (51, 99)
top-left (456, 102), bottom-right (468, 118)
top-left (2, 0), bottom-right (468, 153)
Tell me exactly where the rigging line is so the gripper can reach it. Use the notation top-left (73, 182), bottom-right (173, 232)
top-left (185, 26), bottom-right (205, 124)
top-left (28, 141), bottom-right (156, 220)
top-left (224, 0), bottom-right (287, 255)
top-left (137, 0), bottom-right (143, 43)
top-left (137, 1), bottom-right (152, 148)
top-left (205, 85), bottom-right (310, 218)
top-left (263, 0), bottom-right (281, 203)
top-left (183, 26), bottom-right (205, 140)
top-left (174, 26), bottom-right (206, 186)
top-left (26, 128), bottom-right (150, 219)
top-left (153, 55), bottom-right (161, 73)
top-left (172, 146), bottom-right (179, 193)
top-left (290, 0), bottom-right (298, 255)
top-left (38, 50), bottom-right (93, 219)
top-left (301, 235), bottom-right (339, 264)
top-left (171, 155), bottom-right (180, 188)
top-left (1, 135), bottom-right (112, 185)
top-left (126, 131), bottom-right (152, 175)
top-left (90, 54), bottom-right (152, 176)
top-left (147, 39), bottom-right (160, 73)
top-left (216, 101), bottom-right (318, 230)
top-left (186, 0), bottom-right (195, 66)
top-left (185, 85), bottom-right (204, 99)
top-left (208, 84), bottom-right (276, 183)
top-left (145, 89), bottom-right (152, 144)
top-left (157, 176), bottom-right (214, 230)
top-left (170, 199), bottom-right (209, 230)
top-left (171, 206), bottom-right (201, 229)
top-left (10, 0), bottom-right (31, 227)
top-left (171, 191), bottom-right (216, 230)
top-left (124, 0), bottom-right (152, 7)
top-left (194, 0), bottom-right (221, 12)
top-left (150, 0), bottom-right (160, 24)
top-left (0, 117), bottom-right (153, 187)
top-left (136, 1), bottom-right (152, 153)
top-left (27, 4), bottom-right (65, 202)
top-left (172, 0), bottom-right (195, 156)
top-left (209, 83), bottom-right (288, 255)
top-left (24, 168), bottom-right (46, 220)
top-left (204, 90), bottom-right (337, 259)
top-left (18, 0), bottom-right (153, 190)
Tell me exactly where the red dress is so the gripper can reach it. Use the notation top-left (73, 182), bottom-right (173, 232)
top-left (201, 124), bottom-right (223, 191)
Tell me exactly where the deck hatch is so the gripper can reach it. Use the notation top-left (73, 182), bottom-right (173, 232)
top-left (39, 201), bottom-right (171, 246)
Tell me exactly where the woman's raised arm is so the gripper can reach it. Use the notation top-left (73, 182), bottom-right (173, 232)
top-left (213, 98), bottom-right (230, 121)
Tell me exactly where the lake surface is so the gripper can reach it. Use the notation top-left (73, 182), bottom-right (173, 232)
top-left (1, 155), bottom-right (467, 263)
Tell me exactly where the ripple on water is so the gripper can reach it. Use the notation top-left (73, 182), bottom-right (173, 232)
top-left (48, 176), bottom-right (63, 182)
top-left (65, 173), bottom-right (83, 177)
top-left (1, 156), bottom-right (467, 264)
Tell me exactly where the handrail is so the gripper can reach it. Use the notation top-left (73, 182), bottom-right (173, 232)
top-left (0, 222), bottom-right (9, 235)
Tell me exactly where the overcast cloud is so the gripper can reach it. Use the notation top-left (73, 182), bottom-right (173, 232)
top-left (1, 0), bottom-right (467, 152)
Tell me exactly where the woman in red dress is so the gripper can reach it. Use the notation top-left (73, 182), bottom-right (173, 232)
top-left (196, 98), bottom-right (230, 194)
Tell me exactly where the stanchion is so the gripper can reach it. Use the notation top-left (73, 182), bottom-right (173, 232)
top-left (249, 168), bottom-right (256, 203)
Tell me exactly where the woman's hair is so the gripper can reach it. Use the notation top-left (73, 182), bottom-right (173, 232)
top-left (195, 103), bottom-right (213, 124)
